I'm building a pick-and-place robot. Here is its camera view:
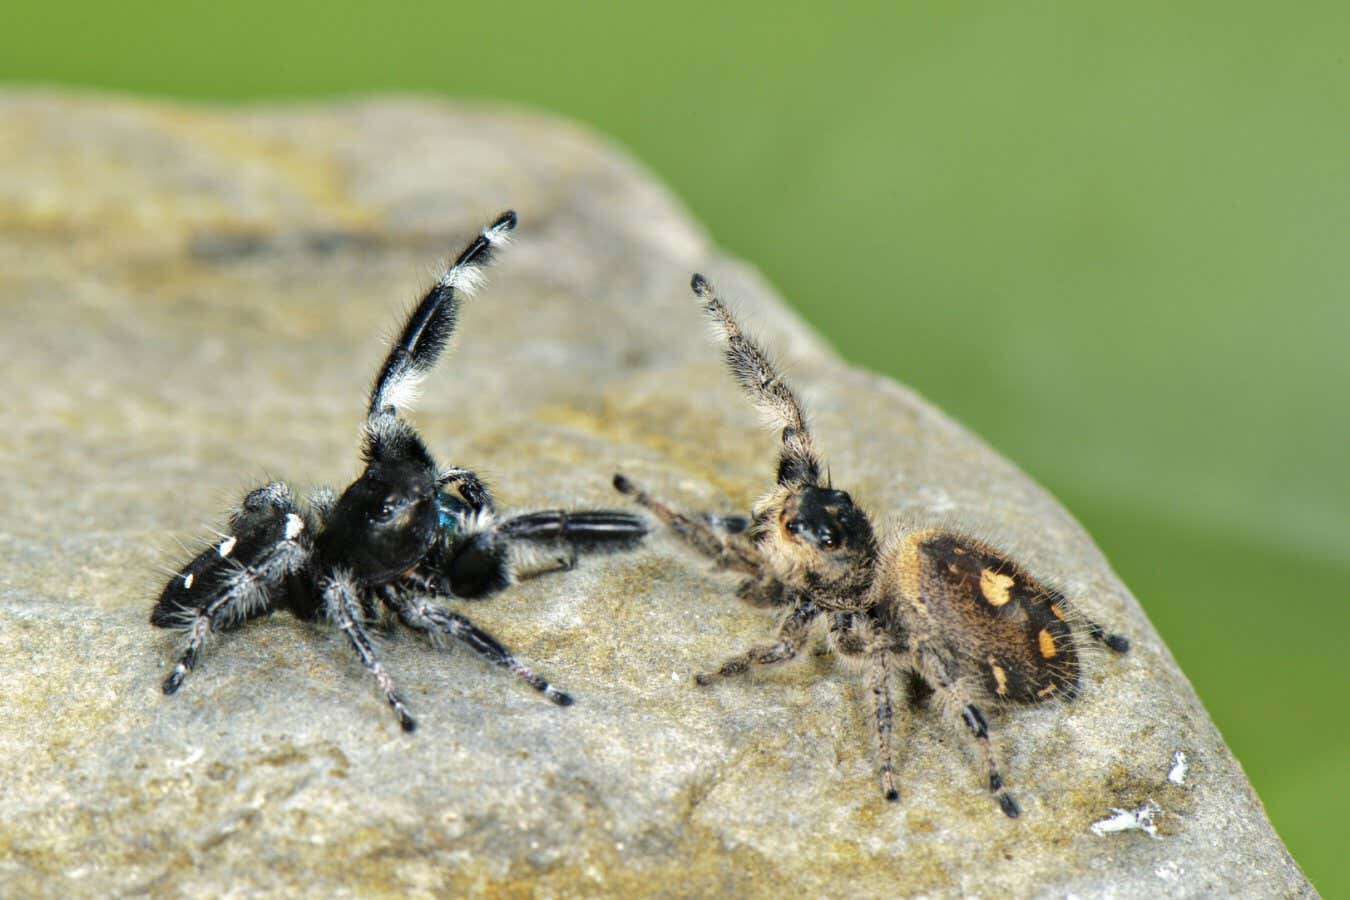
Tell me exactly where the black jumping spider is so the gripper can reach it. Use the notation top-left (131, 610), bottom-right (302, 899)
top-left (615, 274), bottom-right (1129, 817)
top-left (152, 211), bottom-right (646, 730)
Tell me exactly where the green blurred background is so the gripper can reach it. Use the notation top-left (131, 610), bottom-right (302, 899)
top-left (3, 1), bottom-right (1345, 890)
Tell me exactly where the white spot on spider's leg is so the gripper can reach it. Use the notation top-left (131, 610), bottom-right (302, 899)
top-left (482, 222), bottom-right (514, 245)
top-left (1091, 800), bottom-right (1163, 839)
top-left (380, 371), bottom-right (424, 412)
top-left (1168, 751), bottom-right (1188, 785)
top-left (285, 513), bottom-right (304, 540)
top-left (217, 536), bottom-right (237, 558)
top-left (183, 573), bottom-right (194, 589)
top-left (439, 263), bottom-right (486, 295)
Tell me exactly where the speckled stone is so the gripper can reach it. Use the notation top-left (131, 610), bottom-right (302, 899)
top-left (0, 92), bottom-right (1313, 898)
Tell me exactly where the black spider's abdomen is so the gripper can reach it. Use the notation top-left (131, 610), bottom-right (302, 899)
top-left (151, 515), bottom-right (297, 629)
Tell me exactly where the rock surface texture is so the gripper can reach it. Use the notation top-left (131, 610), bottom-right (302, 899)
top-left (0, 93), bottom-right (1312, 898)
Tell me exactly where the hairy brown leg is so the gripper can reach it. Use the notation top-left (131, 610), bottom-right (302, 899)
top-left (694, 597), bottom-right (820, 684)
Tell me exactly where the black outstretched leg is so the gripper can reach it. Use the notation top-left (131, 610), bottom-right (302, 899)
top-left (392, 595), bottom-right (573, 706)
top-left (359, 212), bottom-right (517, 471)
top-left (441, 509), bottom-right (647, 600)
top-left (499, 509), bottom-right (647, 553)
top-left (368, 210), bottom-right (516, 419)
top-left (323, 574), bottom-right (417, 732)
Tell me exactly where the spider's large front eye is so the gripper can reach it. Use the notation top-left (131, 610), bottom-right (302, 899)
top-left (374, 501), bottom-right (397, 522)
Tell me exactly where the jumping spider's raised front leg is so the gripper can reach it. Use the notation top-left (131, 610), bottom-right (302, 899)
top-left (615, 273), bottom-right (1129, 817)
top-left (152, 211), bottom-right (647, 731)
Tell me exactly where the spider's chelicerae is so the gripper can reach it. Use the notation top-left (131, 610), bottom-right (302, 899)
top-left (614, 274), bottom-right (1130, 817)
top-left (152, 211), bottom-right (647, 730)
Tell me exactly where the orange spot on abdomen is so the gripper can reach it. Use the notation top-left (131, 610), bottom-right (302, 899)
top-left (980, 570), bottom-right (1015, 607)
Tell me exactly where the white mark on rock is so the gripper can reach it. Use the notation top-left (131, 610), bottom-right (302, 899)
top-left (285, 513), bottom-right (304, 540)
top-left (169, 747), bottom-right (204, 769)
top-left (1091, 800), bottom-right (1163, 839)
top-left (217, 536), bottom-right (237, 558)
top-left (916, 485), bottom-right (957, 514)
top-left (1168, 750), bottom-right (1188, 785)
top-left (1155, 860), bottom-right (1183, 884)
top-left (183, 572), bottom-right (194, 589)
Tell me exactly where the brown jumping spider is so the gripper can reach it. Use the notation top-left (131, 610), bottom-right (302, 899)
top-left (614, 274), bottom-right (1130, 817)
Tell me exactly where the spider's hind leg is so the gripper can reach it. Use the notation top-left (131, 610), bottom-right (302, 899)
top-left (960, 701), bottom-right (1022, 819)
top-left (912, 648), bottom-right (1021, 818)
top-left (1083, 617), bottom-right (1131, 654)
top-left (867, 651), bottom-right (901, 802)
top-left (152, 482), bottom-right (311, 695)
top-left (1047, 590), bottom-right (1130, 654)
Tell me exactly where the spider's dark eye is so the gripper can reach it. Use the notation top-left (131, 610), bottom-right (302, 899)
top-left (374, 501), bottom-right (397, 522)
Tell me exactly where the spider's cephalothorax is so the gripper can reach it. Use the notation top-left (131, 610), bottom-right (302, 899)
top-left (152, 211), bottom-right (647, 731)
top-left (614, 274), bottom-right (1129, 817)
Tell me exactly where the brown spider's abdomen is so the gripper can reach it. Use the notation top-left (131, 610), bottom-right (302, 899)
top-left (888, 530), bottom-right (1081, 704)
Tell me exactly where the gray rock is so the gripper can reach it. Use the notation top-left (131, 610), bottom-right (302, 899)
top-left (0, 92), bottom-right (1312, 898)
